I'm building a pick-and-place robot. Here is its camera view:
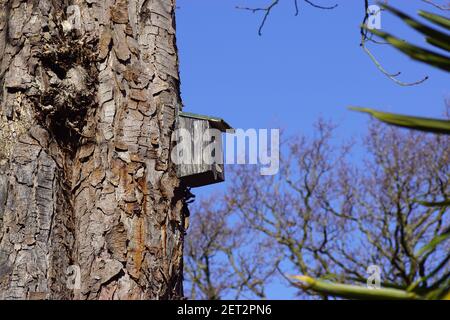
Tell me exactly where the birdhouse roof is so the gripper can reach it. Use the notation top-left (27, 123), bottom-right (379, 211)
top-left (179, 112), bottom-right (234, 132)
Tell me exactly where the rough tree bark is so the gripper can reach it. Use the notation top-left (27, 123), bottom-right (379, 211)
top-left (0, 0), bottom-right (186, 300)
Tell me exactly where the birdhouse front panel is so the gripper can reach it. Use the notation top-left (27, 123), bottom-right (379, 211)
top-left (175, 112), bottom-right (231, 188)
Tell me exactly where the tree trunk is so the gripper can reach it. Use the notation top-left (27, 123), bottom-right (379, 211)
top-left (0, 0), bottom-right (186, 300)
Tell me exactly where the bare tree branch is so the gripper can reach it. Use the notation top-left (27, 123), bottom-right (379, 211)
top-left (187, 117), bottom-right (449, 299)
top-left (421, 0), bottom-right (450, 10)
top-left (360, 0), bottom-right (429, 86)
top-left (237, 0), bottom-right (337, 35)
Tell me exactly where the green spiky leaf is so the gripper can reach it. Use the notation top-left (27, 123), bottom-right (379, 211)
top-left (367, 28), bottom-right (450, 72)
top-left (293, 275), bottom-right (423, 300)
top-left (349, 107), bottom-right (450, 134)
top-left (382, 5), bottom-right (450, 52)
top-left (419, 11), bottom-right (450, 31)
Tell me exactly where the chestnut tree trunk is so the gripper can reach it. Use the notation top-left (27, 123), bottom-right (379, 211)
top-left (0, 0), bottom-right (186, 299)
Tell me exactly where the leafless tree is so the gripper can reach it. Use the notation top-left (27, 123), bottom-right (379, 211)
top-left (186, 119), bottom-right (449, 298)
top-left (184, 197), bottom-right (278, 299)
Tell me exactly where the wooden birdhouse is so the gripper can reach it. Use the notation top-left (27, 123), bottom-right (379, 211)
top-left (174, 112), bottom-right (233, 188)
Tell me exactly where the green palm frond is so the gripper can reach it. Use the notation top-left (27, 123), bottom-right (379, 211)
top-left (293, 276), bottom-right (423, 300)
top-left (294, 275), bottom-right (450, 300)
top-left (349, 107), bottom-right (450, 134)
top-left (365, 5), bottom-right (450, 72)
top-left (419, 11), bottom-right (450, 30)
top-left (382, 5), bottom-right (450, 52)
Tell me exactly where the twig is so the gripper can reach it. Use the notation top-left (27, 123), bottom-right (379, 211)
top-left (303, 0), bottom-right (337, 9)
top-left (236, 0), bottom-right (280, 36)
top-left (361, 42), bottom-right (429, 86)
top-left (360, 0), bottom-right (429, 86)
top-left (237, 0), bottom-right (337, 36)
top-left (421, 0), bottom-right (450, 10)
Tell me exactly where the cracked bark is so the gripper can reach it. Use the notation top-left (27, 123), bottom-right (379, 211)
top-left (0, 0), bottom-right (185, 299)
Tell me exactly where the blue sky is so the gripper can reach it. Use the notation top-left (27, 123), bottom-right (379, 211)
top-left (176, 0), bottom-right (449, 181)
top-left (175, 0), bottom-right (449, 298)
